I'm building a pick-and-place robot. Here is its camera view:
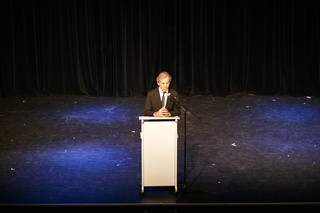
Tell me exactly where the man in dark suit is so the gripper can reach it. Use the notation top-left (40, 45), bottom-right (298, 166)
top-left (144, 71), bottom-right (181, 117)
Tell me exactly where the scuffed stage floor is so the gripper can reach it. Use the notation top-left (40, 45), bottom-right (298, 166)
top-left (1, 93), bottom-right (320, 207)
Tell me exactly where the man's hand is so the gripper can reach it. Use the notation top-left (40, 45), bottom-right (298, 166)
top-left (155, 107), bottom-right (170, 117)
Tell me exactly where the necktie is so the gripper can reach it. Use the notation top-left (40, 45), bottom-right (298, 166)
top-left (162, 92), bottom-right (165, 107)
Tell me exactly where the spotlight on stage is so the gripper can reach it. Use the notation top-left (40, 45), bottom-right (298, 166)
top-left (59, 104), bottom-right (129, 124)
top-left (0, 101), bottom-right (139, 203)
top-left (3, 140), bottom-right (137, 203)
top-left (262, 103), bottom-right (320, 123)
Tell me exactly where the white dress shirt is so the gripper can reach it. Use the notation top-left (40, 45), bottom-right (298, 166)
top-left (159, 87), bottom-right (168, 107)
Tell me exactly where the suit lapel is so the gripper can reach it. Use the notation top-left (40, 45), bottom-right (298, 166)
top-left (154, 88), bottom-right (162, 109)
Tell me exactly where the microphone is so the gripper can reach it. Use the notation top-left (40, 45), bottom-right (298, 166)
top-left (167, 92), bottom-right (178, 101)
top-left (167, 91), bottom-right (187, 114)
top-left (168, 92), bottom-right (181, 110)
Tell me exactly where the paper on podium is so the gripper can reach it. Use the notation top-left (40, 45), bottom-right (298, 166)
top-left (139, 116), bottom-right (180, 120)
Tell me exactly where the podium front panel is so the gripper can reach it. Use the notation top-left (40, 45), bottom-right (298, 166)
top-left (139, 116), bottom-right (179, 192)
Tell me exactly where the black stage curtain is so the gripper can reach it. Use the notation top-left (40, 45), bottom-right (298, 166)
top-left (1, 0), bottom-right (319, 97)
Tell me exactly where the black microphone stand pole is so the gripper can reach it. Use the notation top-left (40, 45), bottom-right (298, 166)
top-left (170, 95), bottom-right (201, 202)
top-left (174, 101), bottom-right (187, 189)
top-left (182, 104), bottom-right (187, 188)
top-left (180, 102), bottom-right (196, 188)
top-left (171, 96), bottom-right (196, 189)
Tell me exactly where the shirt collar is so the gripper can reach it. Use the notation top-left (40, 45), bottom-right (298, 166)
top-left (158, 87), bottom-right (168, 95)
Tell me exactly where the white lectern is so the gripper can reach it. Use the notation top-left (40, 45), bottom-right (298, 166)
top-left (139, 116), bottom-right (179, 194)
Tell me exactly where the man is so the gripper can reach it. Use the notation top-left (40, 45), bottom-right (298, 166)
top-left (144, 71), bottom-right (181, 117)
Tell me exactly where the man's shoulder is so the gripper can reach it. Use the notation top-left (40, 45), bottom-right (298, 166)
top-left (147, 88), bottom-right (179, 96)
top-left (147, 88), bottom-right (159, 96)
top-left (169, 89), bottom-right (179, 96)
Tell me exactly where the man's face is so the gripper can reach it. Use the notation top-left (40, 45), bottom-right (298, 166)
top-left (158, 77), bottom-right (170, 92)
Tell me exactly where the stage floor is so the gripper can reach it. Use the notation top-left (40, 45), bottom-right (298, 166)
top-left (1, 93), bottom-right (320, 208)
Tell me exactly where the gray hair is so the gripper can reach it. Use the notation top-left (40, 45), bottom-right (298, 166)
top-left (156, 71), bottom-right (172, 83)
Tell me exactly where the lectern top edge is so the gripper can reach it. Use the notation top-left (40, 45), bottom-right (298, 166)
top-left (139, 116), bottom-right (180, 120)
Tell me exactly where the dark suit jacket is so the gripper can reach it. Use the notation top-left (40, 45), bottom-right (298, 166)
top-left (144, 88), bottom-right (181, 116)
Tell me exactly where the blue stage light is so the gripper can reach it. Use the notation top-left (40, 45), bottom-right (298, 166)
top-left (59, 105), bottom-right (129, 123)
top-left (261, 103), bottom-right (320, 123)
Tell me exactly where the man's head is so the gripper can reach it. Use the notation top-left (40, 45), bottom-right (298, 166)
top-left (156, 72), bottom-right (172, 92)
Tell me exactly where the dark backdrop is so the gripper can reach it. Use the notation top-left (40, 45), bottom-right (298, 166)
top-left (1, 0), bottom-right (319, 97)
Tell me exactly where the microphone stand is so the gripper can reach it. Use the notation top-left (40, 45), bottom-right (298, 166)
top-left (170, 95), bottom-right (197, 198)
